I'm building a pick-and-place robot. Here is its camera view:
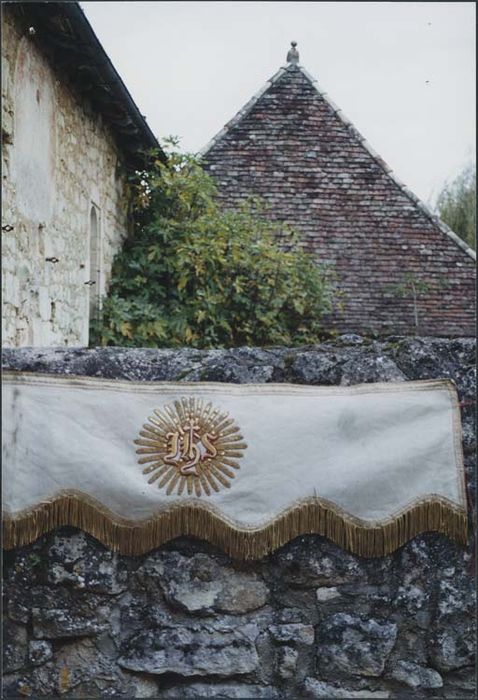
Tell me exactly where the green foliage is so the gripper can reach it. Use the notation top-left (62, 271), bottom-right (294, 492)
top-left (389, 272), bottom-right (432, 299)
top-left (436, 163), bottom-right (476, 250)
top-left (388, 272), bottom-right (433, 334)
top-left (388, 273), bottom-right (450, 335)
top-left (91, 139), bottom-right (334, 348)
top-left (28, 553), bottom-right (42, 568)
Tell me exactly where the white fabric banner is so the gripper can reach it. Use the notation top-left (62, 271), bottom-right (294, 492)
top-left (2, 372), bottom-right (467, 558)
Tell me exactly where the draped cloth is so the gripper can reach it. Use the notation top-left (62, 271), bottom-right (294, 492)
top-left (2, 372), bottom-right (467, 559)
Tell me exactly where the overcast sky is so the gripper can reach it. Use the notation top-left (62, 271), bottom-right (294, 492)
top-left (81, 1), bottom-right (475, 204)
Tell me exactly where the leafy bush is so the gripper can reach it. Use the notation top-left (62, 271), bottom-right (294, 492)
top-left (436, 163), bottom-right (476, 250)
top-left (91, 141), bottom-right (334, 348)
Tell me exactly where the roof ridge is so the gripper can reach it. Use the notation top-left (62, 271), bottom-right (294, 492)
top-left (198, 66), bottom-right (288, 158)
top-left (200, 64), bottom-right (475, 262)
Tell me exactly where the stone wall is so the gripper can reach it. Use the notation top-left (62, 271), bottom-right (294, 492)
top-left (1, 7), bottom-right (131, 348)
top-left (203, 64), bottom-right (476, 338)
top-left (2, 336), bottom-right (476, 698)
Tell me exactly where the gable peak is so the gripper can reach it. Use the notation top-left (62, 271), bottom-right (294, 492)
top-left (199, 59), bottom-right (475, 261)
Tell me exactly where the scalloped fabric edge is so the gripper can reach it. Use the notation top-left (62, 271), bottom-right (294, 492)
top-left (3, 492), bottom-right (468, 559)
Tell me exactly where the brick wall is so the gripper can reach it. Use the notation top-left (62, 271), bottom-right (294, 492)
top-left (1, 8), bottom-right (131, 347)
top-left (203, 65), bottom-right (476, 337)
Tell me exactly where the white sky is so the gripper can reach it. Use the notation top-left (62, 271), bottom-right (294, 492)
top-left (81, 1), bottom-right (475, 205)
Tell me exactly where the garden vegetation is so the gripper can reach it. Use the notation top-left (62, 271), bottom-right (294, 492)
top-left (91, 141), bottom-right (334, 348)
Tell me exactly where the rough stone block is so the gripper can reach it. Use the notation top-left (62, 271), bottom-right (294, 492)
top-left (269, 623), bottom-right (314, 645)
top-left (138, 550), bottom-right (268, 615)
top-left (158, 683), bottom-right (280, 698)
top-left (316, 613), bottom-right (397, 678)
top-left (118, 623), bottom-right (260, 677)
top-left (388, 660), bottom-right (443, 689)
top-left (3, 620), bottom-right (28, 673)
top-left (303, 678), bottom-right (390, 698)
top-left (28, 640), bottom-right (53, 667)
top-left (278, 645), bottom-right (299, 679)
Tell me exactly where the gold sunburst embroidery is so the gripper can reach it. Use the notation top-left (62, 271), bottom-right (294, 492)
top-left (134, 397), bottom-right (247, 496)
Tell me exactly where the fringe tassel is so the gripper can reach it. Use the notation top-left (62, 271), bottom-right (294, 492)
top-left (2, 495), bottom-right (468, 560)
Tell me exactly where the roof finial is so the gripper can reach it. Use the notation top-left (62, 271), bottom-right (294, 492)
top-left (287, 41), bottom-right (299, 65)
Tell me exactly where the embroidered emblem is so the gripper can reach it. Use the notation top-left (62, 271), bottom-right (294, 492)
top-left (135, 397), bottom-right (247, 496)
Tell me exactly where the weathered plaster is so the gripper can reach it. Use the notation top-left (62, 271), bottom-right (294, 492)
top-left (10, 36), bottom-right (56, 224)
top-left (1, 8), bottom-right (131, 347)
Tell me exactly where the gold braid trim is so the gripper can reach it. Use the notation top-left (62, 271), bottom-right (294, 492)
top-left (2, 492), bottom-right (468, 559)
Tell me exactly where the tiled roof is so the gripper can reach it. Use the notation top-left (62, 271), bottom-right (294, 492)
top-left (201, 63), bottom-right (476, 337)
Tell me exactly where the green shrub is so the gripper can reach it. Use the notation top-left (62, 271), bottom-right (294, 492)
top-left (436, 163), bottom-right (476, 250)
top-left (91, 141), bottom-right (334, 348)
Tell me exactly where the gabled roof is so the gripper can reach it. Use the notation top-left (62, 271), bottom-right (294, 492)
top-left (201, 62), bottom-right (475, 262)
top-left (7, 2), bottom-right (166, 168)
top-left (201, 58), bottom-right (475, 336)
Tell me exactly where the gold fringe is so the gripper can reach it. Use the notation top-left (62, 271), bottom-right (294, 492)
top-left (2, 493), bottom-right (467, 560)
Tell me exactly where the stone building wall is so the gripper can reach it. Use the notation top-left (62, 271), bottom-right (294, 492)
top-left (2, 336), bottom-right (476, 698)
top-left (1, 8), bottom-right (131, 347)
top-left (203, 64), bottom-right (476, 338)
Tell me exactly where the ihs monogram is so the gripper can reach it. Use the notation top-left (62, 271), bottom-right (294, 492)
top-left (164, 418), bottom-right (218, 477)
top-left (135, 397), bottom-right (247, 497)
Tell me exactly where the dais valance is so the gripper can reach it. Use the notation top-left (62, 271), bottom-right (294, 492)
top-left (2, 372), bottom-right (467, 559)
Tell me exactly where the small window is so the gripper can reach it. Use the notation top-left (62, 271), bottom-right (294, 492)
top-left (88, 205), bottom-right (101, 322)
